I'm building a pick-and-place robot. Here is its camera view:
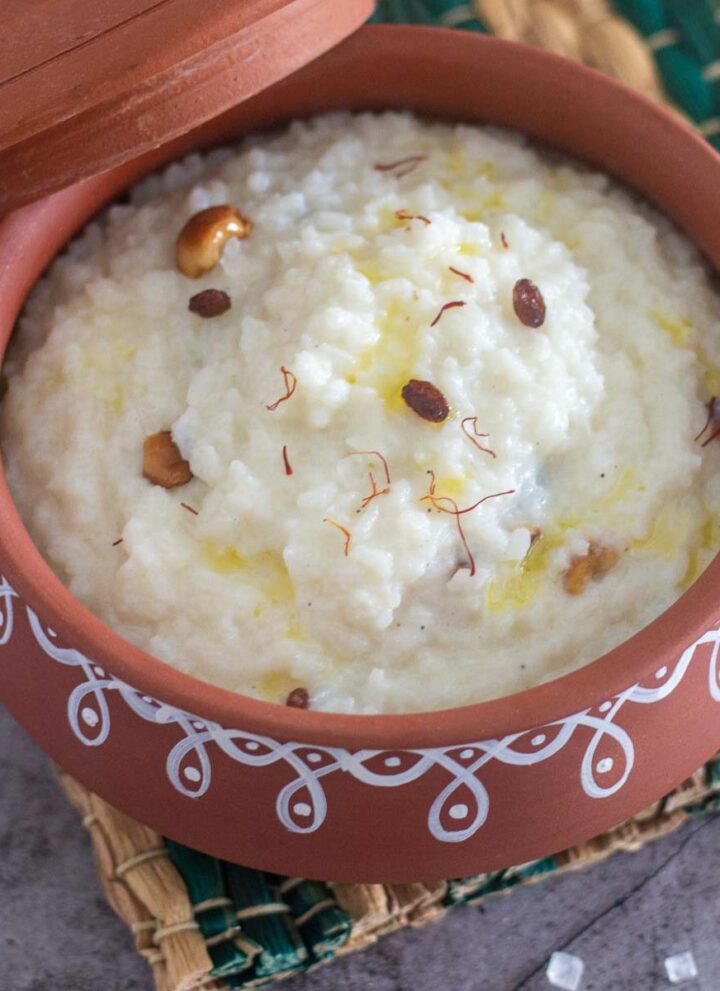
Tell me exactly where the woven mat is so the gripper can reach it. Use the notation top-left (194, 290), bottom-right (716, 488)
top-left (55, 2), bottom-right (720, 989)
top-left (58, 758), bottom-right (720, 991)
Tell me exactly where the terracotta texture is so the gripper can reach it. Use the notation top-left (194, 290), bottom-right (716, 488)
top-left (2, 26), bottom-right (720, 882)
top-left (0, 0), bottom-right (373, 215)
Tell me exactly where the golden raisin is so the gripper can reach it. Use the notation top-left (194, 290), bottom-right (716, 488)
top-left (587, 541), bottom-right (620, 578)
top-left (563, 541), bottom-right (619, 596)
top-left (143, 431), bottom-right (192, 488)
top-left (563, 555), bottom-right (594, 596)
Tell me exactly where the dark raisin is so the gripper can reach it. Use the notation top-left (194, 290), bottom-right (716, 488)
top-left (285, 687), bottom-right (310, 709)
top-left (512, 279), bottom-right (546, 328)
top-left (188, 288), bottom-right (231, 318)
top-left (401, 379), bottom-right (449, 423)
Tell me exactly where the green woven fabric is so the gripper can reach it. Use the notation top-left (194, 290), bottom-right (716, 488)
top-left (272, 876), bottom-right (352, 961)
top-left (369, 0), bottom-right (486, 31)
top-left (612, 0), bottom-right (720, 148)
top-left (165, 840), bottom-right (262, 980)
top-left (222, 865), bottom-right (309, 981)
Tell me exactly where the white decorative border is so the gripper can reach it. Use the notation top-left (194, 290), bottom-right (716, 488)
top-left (0, 576), bottom-right (17, 646)
top-left (2, 577), bottom-right (720, 843)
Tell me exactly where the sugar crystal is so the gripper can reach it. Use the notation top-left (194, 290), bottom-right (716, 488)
top-left (664, 951), bottom-right (698, 984)
top-left (546, 951), bottom-right (585, 991)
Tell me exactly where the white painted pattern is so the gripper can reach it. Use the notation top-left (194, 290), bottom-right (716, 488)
top-left (2, 577), bottom-right (720, 843)
top-left (0, 576), bottom-right (17, 646)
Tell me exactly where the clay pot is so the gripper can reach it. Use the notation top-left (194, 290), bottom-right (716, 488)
top-left (1, 26), bottom-right (720, 882)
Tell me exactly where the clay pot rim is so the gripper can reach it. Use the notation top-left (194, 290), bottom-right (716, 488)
top-left (2, 25), bottom-right (720, 750)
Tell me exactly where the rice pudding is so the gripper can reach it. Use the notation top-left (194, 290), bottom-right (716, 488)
top-left (2, 111), bottom-right (720, 713)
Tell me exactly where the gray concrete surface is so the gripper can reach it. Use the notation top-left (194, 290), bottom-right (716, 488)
top-left (1, 703), bottom-right (718, 991)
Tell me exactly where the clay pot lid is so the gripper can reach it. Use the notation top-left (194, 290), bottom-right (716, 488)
top-left (0, 0), bottom-right (374, 215)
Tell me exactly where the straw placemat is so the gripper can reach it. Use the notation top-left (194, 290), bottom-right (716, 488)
top-left (54, 2), bottom-right (720, 989)
top-left (58, 756), bottom-right (720, 991)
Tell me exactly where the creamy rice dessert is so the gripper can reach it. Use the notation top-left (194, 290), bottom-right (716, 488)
top-left (3, 112), bottom-right (720, 714)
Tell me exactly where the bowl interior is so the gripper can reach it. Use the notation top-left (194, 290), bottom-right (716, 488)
top-left (2, 25), bottom-right (720, 748)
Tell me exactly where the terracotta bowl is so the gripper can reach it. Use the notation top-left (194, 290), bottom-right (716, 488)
top-left (2, 25), bottom-right (720, 883)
